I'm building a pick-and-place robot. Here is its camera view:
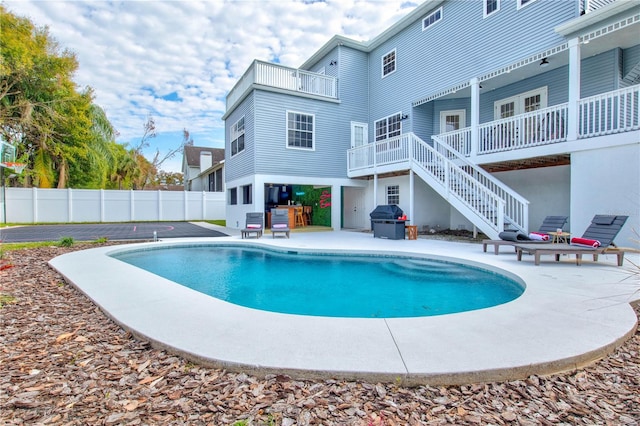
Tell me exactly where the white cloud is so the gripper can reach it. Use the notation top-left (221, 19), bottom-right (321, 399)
top-left (5, 0), bottom-right (422, 172)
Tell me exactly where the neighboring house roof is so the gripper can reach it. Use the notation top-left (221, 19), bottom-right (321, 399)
top-left (183, 146), bottom-right (225, 168)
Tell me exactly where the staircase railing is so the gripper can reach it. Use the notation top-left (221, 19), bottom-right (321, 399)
top-left (409, 134), bottom-right (515, 238)
top-left (430, 135), bottom-right (529, 233)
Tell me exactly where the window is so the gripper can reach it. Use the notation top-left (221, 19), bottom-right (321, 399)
top-left (494, 87), bottom-right (547, 119)
top-left (517, 0), bottom-right (537, 9)
top-left (382, 49), bottom-right (396, 77)
top-left (242, 184), bottom-right (252, 204)
top-left (208, 168), bottom-right (223, 192)
top-left (422, 7), bottom-right (442, 31)
top-left (287, 111), bottom-right (314, 149)
top-left (375, 113), bottom-right (402, 142)
top-left (387, 185), bottom-right (400, 205)
top-left (231, 116), bottom-right (245, 156)
top-left (229, 187), bottom-right (237, 205)
top-left (484, 0), bottom-right (499, 17)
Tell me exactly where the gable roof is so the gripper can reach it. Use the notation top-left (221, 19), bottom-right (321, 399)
top-left (183, 146), bottom-right (225, 168)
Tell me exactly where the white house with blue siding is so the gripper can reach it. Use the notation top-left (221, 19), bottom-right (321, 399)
top-left (223, 0), bottom-right (639, 248)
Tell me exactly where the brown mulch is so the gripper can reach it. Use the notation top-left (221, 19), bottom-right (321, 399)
top-left (1, 243), bottom-right (638, 425)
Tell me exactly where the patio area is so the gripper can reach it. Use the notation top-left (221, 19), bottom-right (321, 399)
top-left (46, 225), bottom-right (640, 386)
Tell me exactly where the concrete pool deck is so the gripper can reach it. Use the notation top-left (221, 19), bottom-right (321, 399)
top-left (48, 227), bottom-right (640, 385)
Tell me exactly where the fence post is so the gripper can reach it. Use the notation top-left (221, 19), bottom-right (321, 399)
top-left (202, 191), bottom-right (206, 220)
top-left (68, 188), bottom-right (73, 223)
top-left (33, 187), bottom-right (38, 223)
top-left (183, 191), bottom-right (188, 221)
top-left (100, 189), bottom-right (105, 222)
top-left (130, 189), bottom-right (134, 221)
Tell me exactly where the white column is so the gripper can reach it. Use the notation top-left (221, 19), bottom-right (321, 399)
top-left (409, 170), bottom-right (414, 222)
top-left (567, 38), bottom-right (581, 141)
top-left (470, 77), bottom-right (480, 158)
top-left (373, 173), bottom-right (378, 210)
top-left (331, 184), bottom-right (341, 231)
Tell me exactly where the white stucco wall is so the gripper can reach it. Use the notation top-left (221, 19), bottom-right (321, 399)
top-left (571, 143), bottom-right (640, 249)
top-left (493, 165), bottom-right (571, 232)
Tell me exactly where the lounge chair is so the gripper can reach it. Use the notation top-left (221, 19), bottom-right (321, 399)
top-left (270, 209), bottom-right (290, 238)
top-left (241, 212), bottom-right (263, 239)
top-left (514, 215), bottom-right (629, 266)
top-left (482, 215), bottom-right (568, 255)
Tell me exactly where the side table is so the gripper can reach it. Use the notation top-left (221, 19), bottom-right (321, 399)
top-left (548, 231), bottom-right (570, 244)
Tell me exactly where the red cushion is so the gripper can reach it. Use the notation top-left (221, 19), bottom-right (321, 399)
top-left (570, 237), bottom-right (601, 248)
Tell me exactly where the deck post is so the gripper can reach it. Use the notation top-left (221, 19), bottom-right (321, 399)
top-left (567, 38), bottom-right (581, 141)
top-left (470, 77), bottom-right (480, 158)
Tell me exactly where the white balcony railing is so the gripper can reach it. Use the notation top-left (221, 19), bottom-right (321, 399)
top-left (226, 60), bottom-right (338, 110)
top-left (437, 85), bottom-right (639, 157)
top-left (578, 85), bottom-right (640, 138)
top-left (478, 103), bottom-right (569, 155)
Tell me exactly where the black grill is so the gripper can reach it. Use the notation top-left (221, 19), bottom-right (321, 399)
top-left (370, 205), bottom-right (406, 239)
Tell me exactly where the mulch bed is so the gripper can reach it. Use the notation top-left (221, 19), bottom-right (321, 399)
top-left (1, 243), bottom-right (638, 425)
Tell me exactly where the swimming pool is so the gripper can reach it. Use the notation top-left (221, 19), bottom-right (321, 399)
top-left (112, 245), bottom-right (524, 318)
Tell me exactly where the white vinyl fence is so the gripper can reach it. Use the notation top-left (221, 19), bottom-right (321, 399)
top-left (1, 188), bottom-right (225, 223)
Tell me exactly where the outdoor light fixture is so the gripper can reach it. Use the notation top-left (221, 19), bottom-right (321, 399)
top-left (540, 57), bottom-right (549, 67)
top-left (329, 60), bottom-right (337, 66)
top-left (401, 114), bottom-right (409, 120)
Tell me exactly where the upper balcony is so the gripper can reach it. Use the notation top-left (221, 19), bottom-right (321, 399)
top-left (225, 60), bottom-right (338, 114)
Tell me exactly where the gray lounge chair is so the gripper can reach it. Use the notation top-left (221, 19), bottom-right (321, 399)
top-left (482, 215), bottom-right (568, 255)
top-left (241, 212), bottom-right (263, 239)
top-left (514, 215), bottom-right (629, 266)
top-left (270, 209), bottom-right (290, 238)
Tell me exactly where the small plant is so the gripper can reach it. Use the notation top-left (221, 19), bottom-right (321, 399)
top-left (95, 236), bottom-right (109, 243)
top-left (232, 421), bottom-right (248, 426)
top-left (58, 236), bottom-right (74, 247)
top-left (0, 293), bottom-right (17, 308)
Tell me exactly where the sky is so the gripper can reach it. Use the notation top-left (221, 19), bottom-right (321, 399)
top-left (5, 0), bottom-right (422, 173)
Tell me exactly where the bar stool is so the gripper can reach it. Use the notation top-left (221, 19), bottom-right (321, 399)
top-left (294, 206), bottom-right (305, 227)
top-left (303, 206), bottom-right (312, 226)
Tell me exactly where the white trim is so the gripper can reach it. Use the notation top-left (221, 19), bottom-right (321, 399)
top-left (517, 0), bottom-right (538, 10)
top-left (422, 6), bottom-right (443, 31)
top-left (230, 115), bottom-right (245, 158)
top-left (483, 0), bottom-right (500, 18)
top-left (440, 109), bottom-right (466, 133)
top-left (494, 87), bottom-right (548, 119)
top-left (381, 48), bottom-right (397, 78)
top-left (286, 110), bottom-right (316, 151)
top-left (350, 122), bottom-right (369, 149)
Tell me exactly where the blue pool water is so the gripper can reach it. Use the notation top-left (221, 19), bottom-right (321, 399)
top-left (112, 245), bottom-right (524, 318)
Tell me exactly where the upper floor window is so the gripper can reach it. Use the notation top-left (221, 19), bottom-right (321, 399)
top-left (231, 116), bottom-right (245, 156)
top-left (287, 111), bottom-right (314, 150)
top-left (422, 7), bottom-right (442, 31)
top-left (517, 0), bottom-right (537, 9)
top-left (375, 113), bottom-right (402, 142)
top-left (208, 168), bottom-right (223, 192)
top-left (382, 49), bottom-right (396, 78)
top-left (484, 0), bottom-right (499, 17)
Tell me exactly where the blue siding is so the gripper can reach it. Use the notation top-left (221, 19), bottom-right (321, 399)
top-left (368, 0), bottom-right (576, 125)
top-left (623, 45), bottom-right (640, 77)
top-left (225, 93), bottom-right (255, 182)
top-left (581, 50), bottom-right (619, 97)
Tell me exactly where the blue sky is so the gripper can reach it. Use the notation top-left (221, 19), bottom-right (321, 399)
top-left (5, 0), bottom-right (421, 172)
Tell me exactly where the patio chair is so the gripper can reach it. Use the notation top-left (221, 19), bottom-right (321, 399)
top-left (482, 215), bottom-right (568, 255)
top-left (514, 215), bottom-right (629, 266)
top-left (270, 208), bottom-right (290, 238)
top-left (241, 212), bottom-right (263, 239)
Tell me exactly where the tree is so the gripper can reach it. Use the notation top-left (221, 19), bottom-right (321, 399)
top-left (1, 6), bottom-right (119, 189)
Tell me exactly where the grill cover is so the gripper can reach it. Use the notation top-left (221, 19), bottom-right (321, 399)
top-left (369, 205), bottom-right (404, 220)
